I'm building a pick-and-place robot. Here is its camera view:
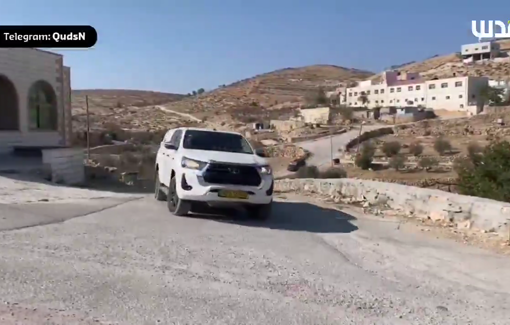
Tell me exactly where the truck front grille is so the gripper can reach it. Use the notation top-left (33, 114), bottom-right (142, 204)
top-left (203, 163), bottom-right (262, 186)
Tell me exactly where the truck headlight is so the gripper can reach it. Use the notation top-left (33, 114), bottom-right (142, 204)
top-left (257, 165), bottom-right (272, 175)
top-left (181, 157), bottom-right (207, 170)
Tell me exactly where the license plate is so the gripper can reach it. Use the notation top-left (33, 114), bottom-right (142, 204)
top-left (218, 190), bottom-right (249, 199)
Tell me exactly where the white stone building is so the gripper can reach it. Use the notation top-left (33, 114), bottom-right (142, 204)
top-left (0, 48), bottom-right (72, 152)
top-left (340, 70), bottom-right (488, 115)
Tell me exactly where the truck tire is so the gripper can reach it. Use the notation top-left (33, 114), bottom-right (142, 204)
top-left (167, 176), bottom-right (191, 216)
top-left (154, 172), bottom-right (167, 201)
top-left (247, 202), bottom-right (272, 221)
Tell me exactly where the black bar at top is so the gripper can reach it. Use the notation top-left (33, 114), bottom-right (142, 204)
top-left (0, 25), bottom-right (97, 48)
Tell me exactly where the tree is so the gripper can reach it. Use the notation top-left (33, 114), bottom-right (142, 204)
top-left (339, 107), bottom-right (353, 120)
top-left (355, 142), bottom-right (375, 170)
top-left (197, 88), bottom-right (205, 95)
top-left (409, 142), bottom-right (424, 156)
top-left (306, 87), bottom-right (328, 106)
top-left (358, 92), bottom-right (368, 107)
top-left (467, 141), bottom-right (483, 163)
top-left (480, 85), bottom-right (504, 106)
top-left (456, 141), bottom-right (510, 202)
top-left (433, 137), bottom-right (452, 156)
top-left (382, 141), bottom-right (401, 157)
top-left (389, 154), bottom-right (407, 171)
top-left (418, 157), bottom-right (439, 172)
top-left (192, 90), bottom-right (197, 96)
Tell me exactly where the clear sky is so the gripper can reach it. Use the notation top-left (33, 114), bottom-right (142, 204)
top-left (1, 0), bottom-right (509, 94)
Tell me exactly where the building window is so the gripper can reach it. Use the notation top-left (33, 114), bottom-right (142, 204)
top-left (374, 89), bottom-right (379, 94)
top-left (390, 88), bottom-right (394, 93)
top-left (397, 87), bottom-right (401, 92)
top-left (348, 102), bottom-right (351, 106)
top-left (366, 90), bottom-right (370, 95)
top-left (459, 94), bottom-right (463, 98)
top-left (348, 93), bottom-right (352, 97)
top-left (460, 104), bottom-right (464, 108)
top-left (431, 97), bottom-right (436, 100)
top-left (429, 84), bottom-right (435, 89)
top-left (482, 45), bottom-right (488, 50)
top-left (375, 100), bottom-right (378, 103)
top-left (421, 98), bottom-right (425, 101)
top-left (416, 85), bottom-right (421, 90)
top-left (354, 92), bottom-right (358, 96)
top-left (408, 86), bottom-right (413, 91)
top-left (446, 96), bottom-right (450, 100)
top-left (414, 98), bottom-right (418, 102)
top-left (380, 89), bottom-right (385, 94)
top-left (475, 48), bottom-right (479, 51)
top-left (381, 100), bottom-right (384, 103)
top-left (396, 99), bottom-right (400, 103)
top-left (441, 83), bottom-right (448, 88)
top-left (455, 81), bottom-right (462, 87)
top-left (390, 100), bottom-right (393, 103)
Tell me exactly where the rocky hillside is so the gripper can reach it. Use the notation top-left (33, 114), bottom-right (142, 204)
top-left (71, 89), bottom-right (188, 132)
top-left (162, 65), bottom-right (374, 117)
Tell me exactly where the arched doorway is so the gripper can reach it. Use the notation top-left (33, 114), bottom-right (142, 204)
top-left (0, 75), bottom-right (20, 130)
top-left (28, 80), bottom-right (58, 131)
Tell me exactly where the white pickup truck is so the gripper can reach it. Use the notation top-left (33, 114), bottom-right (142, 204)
top-left (154, 127), bottom-right (274, 220)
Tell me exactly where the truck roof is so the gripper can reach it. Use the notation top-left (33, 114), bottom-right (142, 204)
top-left (177, 127), bottom-right (243, 137)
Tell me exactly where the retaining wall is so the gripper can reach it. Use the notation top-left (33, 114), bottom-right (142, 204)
top-left (275, 178), bottom-right (510, 237)
top-left (42, 148), bottom-right (85, 185)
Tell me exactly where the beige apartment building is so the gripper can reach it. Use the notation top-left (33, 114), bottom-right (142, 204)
top-left (341, 71), bottom-right (488, 115)
top-left (0, 48), bottom-right (72, 153)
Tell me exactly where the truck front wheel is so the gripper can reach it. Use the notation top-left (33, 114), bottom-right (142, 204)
top-left (167, 176), bottom-right (191, 216)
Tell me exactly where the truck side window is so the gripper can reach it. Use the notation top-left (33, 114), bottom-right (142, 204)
top-left (170, 130), bottom-right (182, 149)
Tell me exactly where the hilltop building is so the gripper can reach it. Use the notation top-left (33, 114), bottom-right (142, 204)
top-left (461, 41), bottom-right (500, 62)
top-left (339, 70), bottom-right (488, 115)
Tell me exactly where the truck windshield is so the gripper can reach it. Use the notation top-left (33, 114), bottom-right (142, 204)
top-left (182, 130), bottom-right (254, 154)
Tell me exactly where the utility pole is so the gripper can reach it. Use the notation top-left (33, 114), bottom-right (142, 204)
top-left (85, 95), bottom-right (90, 161)
top-left (356, 122), bottom-right (365, 154)
top-left (330, 128), bottom-right (333, 166)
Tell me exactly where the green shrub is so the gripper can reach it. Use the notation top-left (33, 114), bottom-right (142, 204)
top-left (433, 138), bottom-right (452, 156)
top-left (408, 142), bottom-right (424, 156)
top-left (296, 165), bottom-right (320, 178)
top-left (456, 141), bottom-right (510, 202)
top-left (389, 154), bottom-right (407, 171)
top-left (418, 157), bottom-right (439, 171)
top-left (320, 167), bottom-right (347, 178)
top-left (382, 141), bottom-right (401, 157)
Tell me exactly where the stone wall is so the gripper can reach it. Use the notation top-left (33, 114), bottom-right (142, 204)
top-left (42, 148), bottom-right (85, 185)
top-left (275, 178), bottom-right (510, 237)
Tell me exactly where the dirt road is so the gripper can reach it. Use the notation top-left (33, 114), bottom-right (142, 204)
top-left (298, 125), bottom-right (386, 167)
top-left (0, 179), bottom-right (509, 324)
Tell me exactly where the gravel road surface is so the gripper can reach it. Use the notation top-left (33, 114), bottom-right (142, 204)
top-left (0, 189), bottom-right (509, 324)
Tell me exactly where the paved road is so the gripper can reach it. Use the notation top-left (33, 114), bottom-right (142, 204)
top-left (297, 125), bottom-right (386, 167)
top-left (0, 193), bottom-right (509, 324)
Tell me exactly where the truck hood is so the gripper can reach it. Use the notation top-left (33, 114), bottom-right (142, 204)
top-left (180, 149), bottom-right (269, 166)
